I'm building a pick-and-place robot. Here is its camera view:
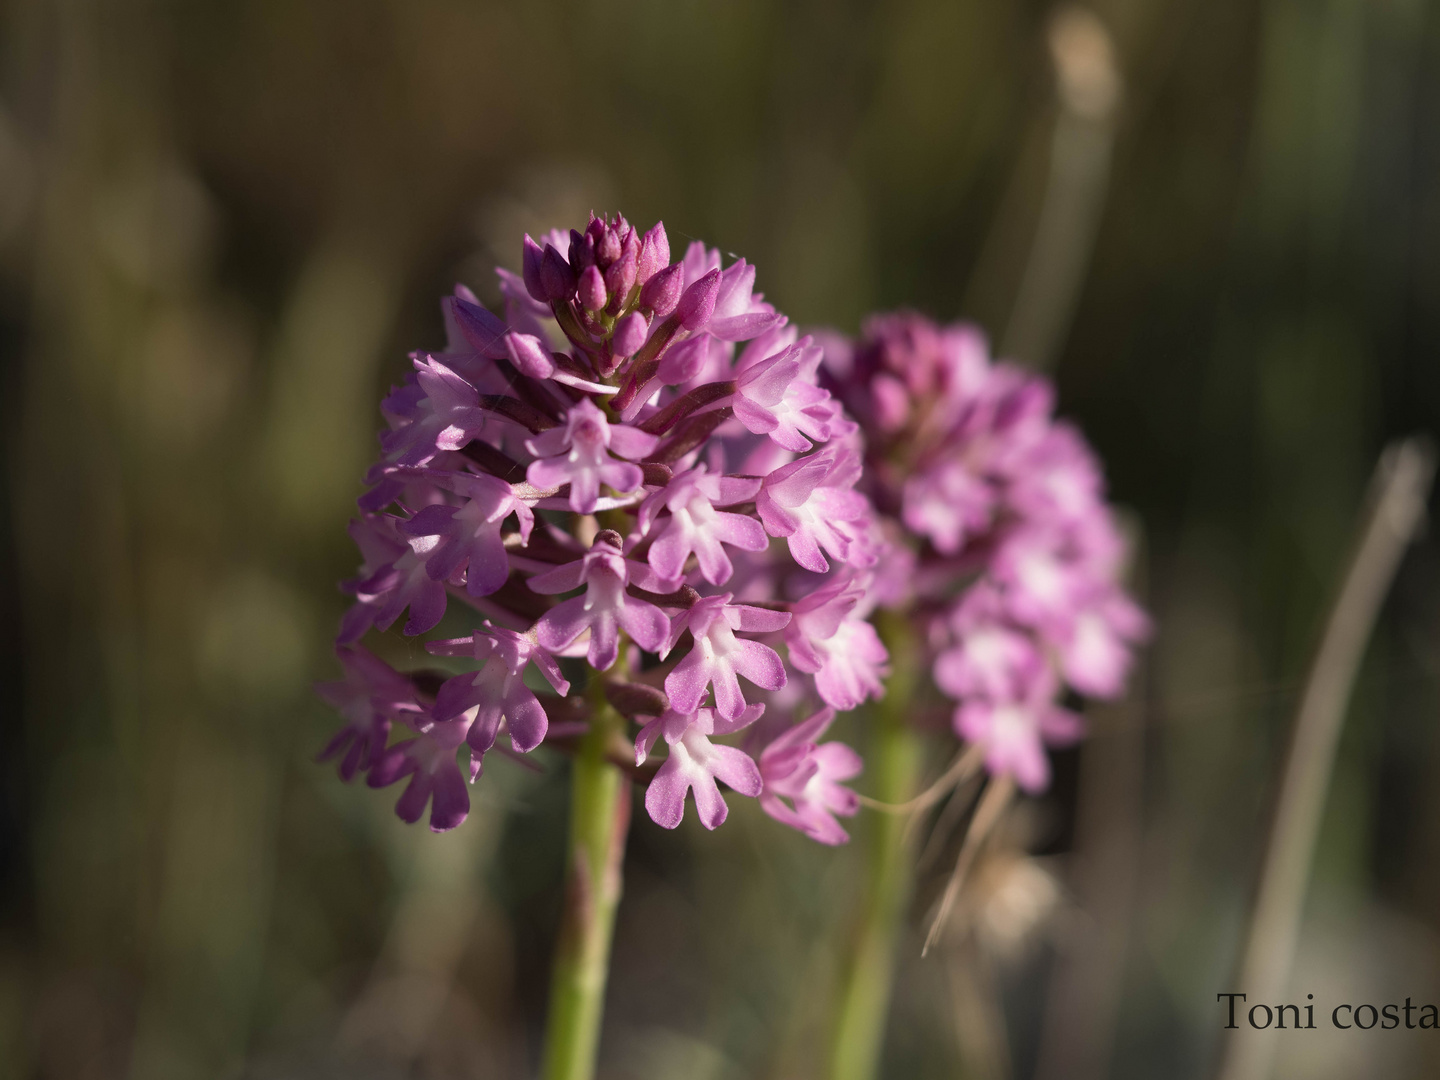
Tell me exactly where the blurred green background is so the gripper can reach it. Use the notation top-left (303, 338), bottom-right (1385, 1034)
top-left (2, 0), bottom-right (1439, 1077)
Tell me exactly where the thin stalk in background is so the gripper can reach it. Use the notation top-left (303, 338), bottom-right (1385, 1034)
top-left (826, 613), bottom-right (924, 1080)
top-left (1000, 7), bottom-right (1122, 373)
top-left (1217, 436), bottom-right (1435, 1080)
top-left (922, 776), bottom-right (1015, 957)
top-left (540, 675), bottom-right (632, 1080)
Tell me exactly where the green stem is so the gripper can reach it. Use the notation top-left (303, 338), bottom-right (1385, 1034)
top-left (827, 613), bottom-right (924, 1080)
top-left (540, 680), bottom-right (631, 1080)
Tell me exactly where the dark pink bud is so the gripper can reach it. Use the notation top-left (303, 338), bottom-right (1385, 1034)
top-left (578, 265), bottom-right (607, 311)
top-left (637, 222), bottom-right (669, 285)
top-left (604, 245), bottom-right (637, 302)
top-left (640, 262), bottom-right (683, 317)
top-left (622, 226), bottom-right (640, 262)
top-left (585, 215), bottom-right (606, 251)
top-left (676, 268), bottom-right (721, 330)
top-left (569, 228), bottom-right (595, 271)
top-left (596, 226), bottom-right (622, 269)
top-left (540, 244), bottom-right (576, 302)
top-left (611, 312), bottom-right (649, 357)
top-left (522, 235), bottom-right (546, 302)
top-left (504, 332), bottom-right (556, 378)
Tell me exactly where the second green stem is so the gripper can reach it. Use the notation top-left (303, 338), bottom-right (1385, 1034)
top-left (827, 614), bottom-right (924, 1080)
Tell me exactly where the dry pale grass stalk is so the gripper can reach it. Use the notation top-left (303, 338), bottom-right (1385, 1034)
top-left (1000, 7), bottom-right (1122, 372)
top-left (1218, 436), bottom-right (1436, 1080)
top-left (923, 776), bottom-right (1018, 956)
top-left (858, 742), bottom-right (986, 817)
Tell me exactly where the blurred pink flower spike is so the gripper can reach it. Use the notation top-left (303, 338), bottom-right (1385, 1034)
top-left (823, 310), bottom-right (1150, 796)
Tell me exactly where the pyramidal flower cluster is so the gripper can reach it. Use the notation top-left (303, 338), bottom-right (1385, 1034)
top-left (821, 312), bottom-right (1147, 793)
top-left (318, 214), bottom-right (886, 839)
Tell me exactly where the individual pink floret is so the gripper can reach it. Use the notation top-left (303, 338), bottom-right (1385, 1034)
top-left (707, 258), bottom-right (784, 342)
top-left (953, 685), bottom-right (1084, 794)
top-left (315, 645), bottom-right (424, 781)
top-left (733, 337), bottom-right (844, 453)
top-left (758, 708), bottom-right (863, 845)
top-left (400, 472), bottom-right (534, 597)
top-left (529, 539), bottom-right (671, 669)
top-left (525, 399), bottom-right (659, 514)
top-left (367, 718), bottom-right (473, 833)
top-left (635, 705), bottom-right (765, 830)
top-left (1058, 589), bottom-right (1150, 699)
top-left (339, 519), bottom-right (449, 642)
top-left (901, 458), bottom-right (995, 556)
top-left (636, 465), bottom-right (767, 586)
top-left (757, 444), bottom-right (875, 573)
top-left (379, 355), bottom-right (494, 467)
top-left (990, 526), bottom-right (1090, 634)
top-left (785, 574), bottom-right (889, 710)
top-left (932, 586), bottom-right (1046, 702)
top-left (427, 625), bottom-right (570, 777)
top-left (663, 594), bottom-right (790, 721)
